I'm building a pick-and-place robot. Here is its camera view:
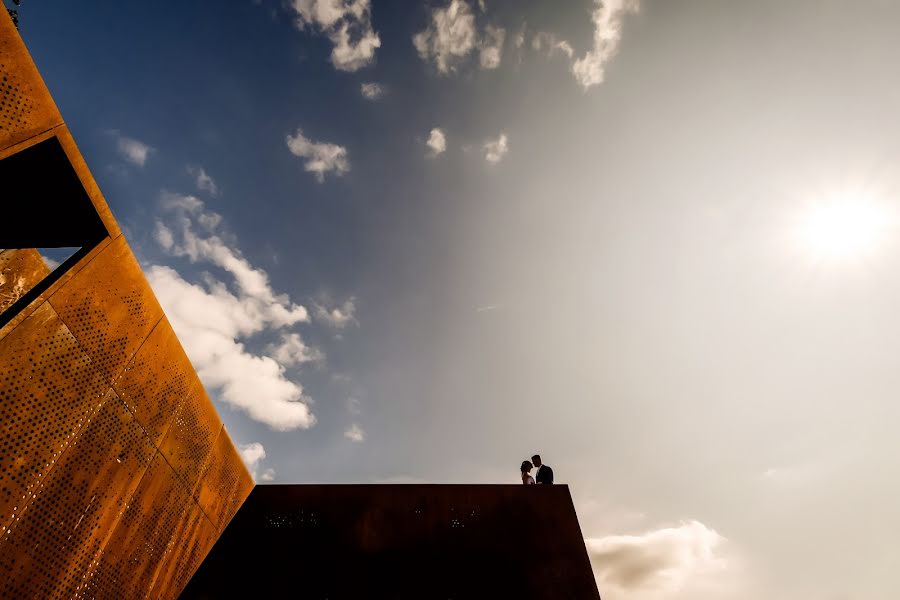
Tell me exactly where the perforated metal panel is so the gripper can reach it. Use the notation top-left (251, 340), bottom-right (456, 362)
top-left (113, 318), bottom-right (197, 447)
top-left (158, 382), bottom-right (222, 492)
top-left (85, 452), bottom-right (193, 597)
top-left (194, 427), bottom-right (255, 532)
top-left (149, 503), bottom-right (219, 600)
top-left (0, 390), bottom-right (156, 599)
top-left (0, 302), bottom-right (108, 535)
top-left (0, 66), bottom-right (38, 136)
top-left (0, 15), bottom-right (61, 152)
top-left (49, 236), bottom-right (164, 384)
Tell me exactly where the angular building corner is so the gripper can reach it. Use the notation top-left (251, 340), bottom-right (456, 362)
top-left (0, 11), bottom-right (253, 599)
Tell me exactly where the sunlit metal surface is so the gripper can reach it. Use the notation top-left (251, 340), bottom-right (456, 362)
top-left (0, 10), bottom-right (253, 599)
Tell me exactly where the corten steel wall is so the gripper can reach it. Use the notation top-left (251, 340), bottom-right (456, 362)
top-left (0, 12), bottom-right (254, 599)
top-left (183, 485), bottom-right (602, 599)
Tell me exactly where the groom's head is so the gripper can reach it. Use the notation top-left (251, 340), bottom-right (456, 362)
top-left (531, 454), bottom-right (542, 468)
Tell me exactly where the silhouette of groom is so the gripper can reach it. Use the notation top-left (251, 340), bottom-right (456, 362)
top-left (532, 454), bottom-right (554, 485)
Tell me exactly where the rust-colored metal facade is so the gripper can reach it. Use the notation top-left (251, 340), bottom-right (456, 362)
top-left (0, 11), bottom-right (254, 599)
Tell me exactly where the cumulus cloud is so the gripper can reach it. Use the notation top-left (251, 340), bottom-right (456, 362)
top-left (290, 0), bottom-right (381, 71)
top-left (483, 133), bottom-right (508, 164)
top-left (112, 131), bottom-right (152, 167)
top-left (344, 423), bottom-right (365, 442)
top-left (426, 127), bottom-right (447, 157)
top-left (478, 25), bottom-right (505, 69)
top-left (414, 0), bottom-right (504, 73)
top-left (148, 194), bottom-right (317, 431)
top-left (360, 82), bottom-right (386, 100)
top-left (269, 332), bottom-right (323, 366)
top-left (187, 165), bottom-right (219, 196)
top-left (238, 442), bottom-right (266, 479)
top-left (314, 296), bottom-right (357, 328)
top-left (413, 0), bottom-right (476, 73)
top-left (572, 0), bottom-right (639, 89)
top-left (260, 468), bottom-right (276, 482)
top-left (286, 128), bottom-right (350, 183)
top-left (586, 521), bottom-right (725, 595)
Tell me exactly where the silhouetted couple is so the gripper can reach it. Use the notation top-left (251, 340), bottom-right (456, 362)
top-left (520, 454), bottom-right (553, 485)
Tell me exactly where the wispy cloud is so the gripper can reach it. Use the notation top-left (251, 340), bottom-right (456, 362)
top-left (426, 127), bottom-right (447, 157)
top-left (360, 81), bottom-right (386, 100)
top-left (187, 165), bottom-right (219, 196)
top-left (478, 25), bottom-right (505, 69)
top-left (586, 521), bottom-right (725, 596)
top-left (286, 128), bottom-right (350, 182)
top-left (532, 31), bottom-right (574, 59)
top-left (111, 131), bottom-right (153, 167)
top-left (149, 193), bottom-right (317, 431)
top-left (344, 423), bottom-right (365, 443)
top-left (290, 0), bottom-right (381, 71)
top-left (314, 296), bottom-right (358, 328)
top-left (269, 332), bottom-right (323, 366)
top-left (483, 132), bottom-right (509, 164)
top-left (572, 0), bottom-right (639, 89)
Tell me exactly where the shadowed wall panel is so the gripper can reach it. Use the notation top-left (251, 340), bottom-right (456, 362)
top-left (183, 485), bottom-right (602, 599)
top-left (0, 10), bottom-right (254, 599)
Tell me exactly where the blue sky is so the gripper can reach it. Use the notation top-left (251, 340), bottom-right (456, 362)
top-left (17, 1), bottom-right (900, 598)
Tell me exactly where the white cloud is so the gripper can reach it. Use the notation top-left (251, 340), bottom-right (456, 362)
top-left (426, 127), bottom-right (447, 157)
top-left (413, 0), bottom-right (477, 74)
top-left (483, 133), bottom-right (508, 164)
top-left (113, 132), bottom-right (152, 167)
top-left (532, 31), bottom-right (574, 59)
top-left (286, 128), bottom-right (350, 183)
top-left (571, 0), bottom-right (639, 89)
top-left (586, 521), bottom-right (726, 596)
top-left (148, 194), bottom-right (318, 431)
top-left (314, 296), bottom-right (357, 328)
top-left (238, 442), bottom-right (266, 480)
top-left (290, 0), bottom-right (381, 71)
top-left (187, 165), bottom-right (219, 196)
top-left (156, 193), bottom-right (308, 327)
top-left (269, 332), bottom-right (323, 366)
top-left (344, 423), bottom-right (365, 442)
top-left (40, 255), bottom-right (61, 270)
top-left (478, 24), bottom-right (505, 69)
top-left (260, 468), bottom-right (276, 482)
top-left (347, 397), bottom-right (362, 415)
top-left (360, 82), bottom-right (386, 100)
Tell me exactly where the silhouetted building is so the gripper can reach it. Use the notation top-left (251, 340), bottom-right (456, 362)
top-left (182, 485), bottom-right (601, 599)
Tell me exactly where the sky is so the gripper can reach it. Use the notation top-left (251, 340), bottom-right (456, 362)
top-left (15, 0), bottom-right (900, 597)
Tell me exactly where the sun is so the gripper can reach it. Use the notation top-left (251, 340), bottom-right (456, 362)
top-left (798, 192), bottom-right (891, 260)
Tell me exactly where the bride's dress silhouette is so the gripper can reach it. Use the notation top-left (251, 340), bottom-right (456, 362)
top-left (520, 460), bottom-right (536, 485)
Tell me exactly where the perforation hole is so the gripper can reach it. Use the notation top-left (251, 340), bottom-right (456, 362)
top-left (0, 66), bottom-right (37, 134)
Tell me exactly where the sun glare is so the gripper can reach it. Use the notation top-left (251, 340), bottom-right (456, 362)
top-left (798, 193), bottom-right (891, 260)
